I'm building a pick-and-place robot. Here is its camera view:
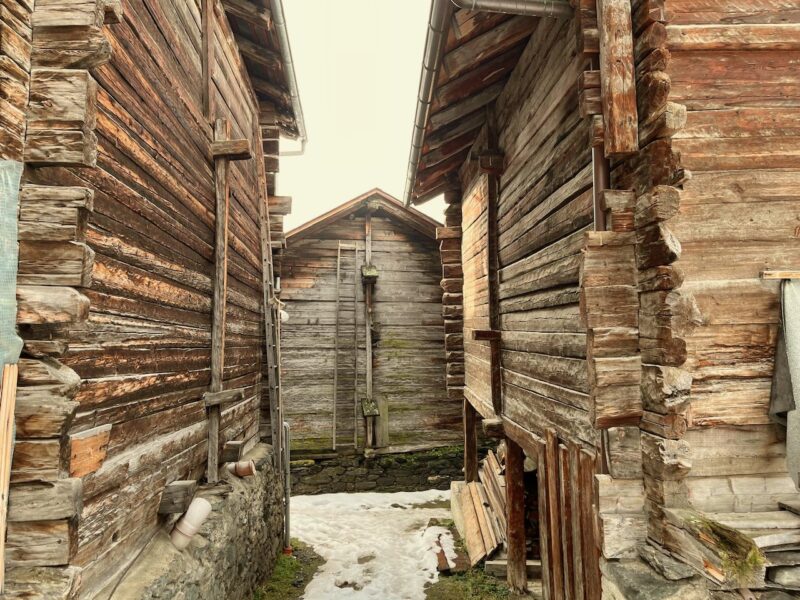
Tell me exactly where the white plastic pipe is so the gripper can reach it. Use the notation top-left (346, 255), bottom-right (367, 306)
top-left (225, 460), bottom-right (256, 477)
top-left (170, 497), bottom-right (212, 550)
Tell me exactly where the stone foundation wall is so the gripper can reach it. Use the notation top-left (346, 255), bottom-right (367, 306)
top-left (110, 444), bottom-right (285, 600)
top-left (290, 445), bottom-right (466, 495)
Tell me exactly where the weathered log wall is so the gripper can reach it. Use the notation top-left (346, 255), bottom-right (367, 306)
top-left (0, 0), bottom-right (31, 163)
top-left (627, 0), bottom-right (800, 539)
top-left (458, 18), bottom-right (597, 446)
top-left (281, 208), bottom-right (460, 453)
top-left (6, 0), bottom-right (274, 596)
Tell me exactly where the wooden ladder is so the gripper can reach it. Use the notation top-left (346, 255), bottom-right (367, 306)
top-left (260, 195), bottom-right (282, 468)
top-left (333, 242), bottom-right (359, 451)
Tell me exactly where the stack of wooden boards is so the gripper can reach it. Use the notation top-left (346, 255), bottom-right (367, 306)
top-left (451, 451), bottom-right (508, 567)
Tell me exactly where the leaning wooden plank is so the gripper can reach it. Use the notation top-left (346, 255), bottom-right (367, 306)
top-left (451, 481), bottom-right (467, 539)
top-left (507, 437), bottom-right (527, 593)
top-left (460, 482), bottom-right (487, 566)
top-left (545, 430), bottom-right (565, 599)
top-left (0, 364), bottom-right (19, 591)
top-left (469, 482), bottom-right (498, 555)
top-left (598, 0), bottom-right (639, 156)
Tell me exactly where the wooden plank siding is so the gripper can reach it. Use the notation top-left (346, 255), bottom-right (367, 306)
top-left (281, 203), bottom-right (461, 452)
top-left (460, 16), bottom-right (595, 446)
top-left (10, 0), bottom-right (276, 595)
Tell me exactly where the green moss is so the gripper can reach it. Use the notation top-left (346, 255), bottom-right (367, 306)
top-left (253, 539), bottom-right (324, 600)
top-left (375, 445), bottom-right (462, 469)
top-left (425, 569), bottom-right (518, 600)
top-left (687, 513), bottom-right (765, 586)
top-left (378, 337), bottom-right (416, 350)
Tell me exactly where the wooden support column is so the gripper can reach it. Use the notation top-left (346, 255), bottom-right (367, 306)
top-left (482, 106), bottom-right (504, 415)
top-left (207, 118), bottom-right (231, 484)
top-left (207, 120), bottom-right (251, 484)
top-left (506, 437), bottom-right (527, 593)
top-left (597, 0), bottom-right (638, 157)
top-left (464, 399), bottom-right (478, 483)
top-left (363, 204), bottom-right (385, 446)
top-left (201, 0), bottom-right (214, 118)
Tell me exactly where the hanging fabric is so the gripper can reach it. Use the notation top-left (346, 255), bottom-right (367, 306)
top-left (772, 280), bottom-right (800, 487)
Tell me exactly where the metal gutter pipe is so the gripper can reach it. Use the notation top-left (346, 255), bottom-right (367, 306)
top-left (451, 0), bottom-right (572, 18)
top-left (269, 0), bottom-right (308, 156)
top-left (403, 0), bottom-right (572, 205)
top-left (404, 0), bottom-right (451, 206)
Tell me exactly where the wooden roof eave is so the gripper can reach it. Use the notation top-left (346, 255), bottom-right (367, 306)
top-left (287, 189), bottom-right (441, 242)
top-left (222, 0), bottom-right (301, 138)
top-left (408, 10), bottom-right (538, 205)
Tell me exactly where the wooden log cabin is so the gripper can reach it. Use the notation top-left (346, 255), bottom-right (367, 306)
top-left (0, 0), bottom-right (304, 596)
top-left (405, 1), bottom-right (800, 597)
top-left (280, 189), bottom-right (462, 457)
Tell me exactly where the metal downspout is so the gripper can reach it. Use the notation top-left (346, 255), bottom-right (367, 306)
top-left (403, 0), bottom-right (572, 206)
top-left (269, 0), bottom-right (308, 156)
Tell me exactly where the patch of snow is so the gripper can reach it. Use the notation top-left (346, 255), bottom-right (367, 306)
top-left (291, 489), bottom-right (454, 599)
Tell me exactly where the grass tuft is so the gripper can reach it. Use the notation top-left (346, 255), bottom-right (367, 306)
top-left (253, 539), bottom-right (324, 600)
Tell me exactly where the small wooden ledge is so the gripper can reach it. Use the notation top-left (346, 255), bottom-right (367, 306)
top-left (158, 480), bottom-right (197, 514)
top-left (762, 270), bottom-right (800, 280)
top-left (203, 388), bottom-right (246, 407)
top-left (481, 418), bottom-right (504, 439)
top-left (211, 139), bottom-right (252, 161)
top-left (472, 330), bottom-right (501, 342)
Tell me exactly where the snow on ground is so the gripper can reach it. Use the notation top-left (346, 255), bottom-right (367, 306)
top-left (291, 489), bottom-right (456, 600)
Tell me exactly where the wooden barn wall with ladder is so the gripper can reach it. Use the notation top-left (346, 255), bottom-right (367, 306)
top-left (407, 1), bottom-right (800, 597)
top-left (280, 190), bottom-right (462, 454)
top-left (0, 0), bottom-right (302, 596)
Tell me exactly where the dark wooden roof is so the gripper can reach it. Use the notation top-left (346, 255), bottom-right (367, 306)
top-left (222, 0), bottom-right (301, 138)
top-left (287, 189), bottom-right (442, 241)
top-left (410, 10), bottom-right (539, 204)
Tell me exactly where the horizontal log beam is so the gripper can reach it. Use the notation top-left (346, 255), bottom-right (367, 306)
top-left (211, 139), bottom-right (252, 160)
top-left (203, 388), bottom-right (246, 407)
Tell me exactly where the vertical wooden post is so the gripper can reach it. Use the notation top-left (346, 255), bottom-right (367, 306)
top-left (545, 429), bottom-right (565, 600)
top-left (463, 399), bottom-right (478, 483)
top-left (201, 0), bottom-right (214, 119)
top-left (506, 437), bottom-right (527, 593)
top-left (365, 212), bottom-right (374, 442)
top-left (207, 118), bottom-right (231, 484)
top-left (484, 106), bottom-right (503, 415)
top-left (598, 0), bottom-right (638, 157)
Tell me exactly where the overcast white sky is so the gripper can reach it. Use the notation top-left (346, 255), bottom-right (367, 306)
top-left (277, 0), bottom-right (446, 231)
